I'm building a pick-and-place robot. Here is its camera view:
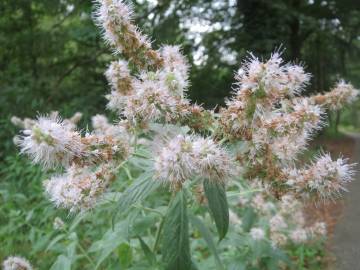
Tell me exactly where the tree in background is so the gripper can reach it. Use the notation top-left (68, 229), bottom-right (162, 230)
top-left (1, 0), bottom-right (360, 153)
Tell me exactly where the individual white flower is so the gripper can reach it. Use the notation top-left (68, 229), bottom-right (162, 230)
top-left (306, 153), bottom-right (355, 198)
top-left (250, 227), bottom-right (265, 240)
top-left (44, 164), bottom-right (114, 212)
top-left (18, 116), bottom-right (84, 168)
top-left (159, 69), bottom-right (189, 97)
top-left (53, 217), bottom-right (65, 230)
top-left (105, 60), bottom-right (134, 112)
top-left (290, 228), bottom-right (308, 243)
top-left (94, 0), bottom-right (147, 50)
top-left (154, 135), bottom-right (195, 188)
top-left (160, 45), bottom-right (189, 75)
top-left (310, 222), bottom-right (327, 237)
top-left (105, 60), bottom-right (133, 93)
top-left (270, 214), bottom-right (287, 231)
top-left (2, 256), bottom-right (32, 270)
top-left (159, 45), bottom-right (190, 96)
top-left (285, 64), bottom-right (311, 96)
top-left (192, 137), bottom-right (233, 182)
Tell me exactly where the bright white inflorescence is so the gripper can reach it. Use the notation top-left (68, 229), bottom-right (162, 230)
top-left (44, 164), bottom-right (114, 212)
top-left (313, 80), bottom-right (359, 110)
top-left (18, 116), bottom-right (84, 168)
top-left (2, 256), bottom-right (32, 270)
top-left (154, 135), bottom-right (233, 188)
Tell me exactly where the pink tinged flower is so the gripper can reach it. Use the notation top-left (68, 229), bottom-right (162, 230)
top-left (290, 228), bottom-right (308, 243)
top-left (306, 153), bottom-right (355, 198)
top-left (3, 256), bottom-right (32, 270)
top-left (44, 164), bottom-right (113, 212)
top-left (285, 64), bottom-right (311, 96)
top-left (154, 135), bottom-right (195, 188)
top-left (192, 137), bottom-right (233, 182)
top-left (328, 80), bottom-right (359, 110)
top-left (18, 116), bottom-right (84, 169)
top-left (250, 227), bottom-right (265, 240)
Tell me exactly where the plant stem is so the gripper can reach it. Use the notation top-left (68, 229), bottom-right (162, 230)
top-left (64, 228), bottom-right (96, 267)
top-left (77, 241), bottom-right (96, 267)
top-left (153, 217), bottom-right (164, 252)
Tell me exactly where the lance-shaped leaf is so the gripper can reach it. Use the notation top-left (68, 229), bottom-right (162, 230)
top-left (112, 171), bottom-right (160, 226)
top-left (162, 190), bottom-right (192, 270)
top-left (203, 179), bottom-right (229, 240)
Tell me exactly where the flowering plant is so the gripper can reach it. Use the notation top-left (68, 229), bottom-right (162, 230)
top-left (8, 0), bottom-right (359, 269)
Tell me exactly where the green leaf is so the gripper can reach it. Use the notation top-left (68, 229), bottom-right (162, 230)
top-left (46, 234), bottom-right (66, 251)
top-left (190, 215), bottom-right (224, 270)
top-left (89, 221), bottom-right (127, 269)
top-left (50, 255), bottom-right (71, 270)
top-left (138, 236), bottom-right (156, 265)
top-left (118, 242), bottom-right (133, 268)
top-left (162, 191), bottom-right (192, 270)
top-left (242, 207), bottom-right (256, 232)
top-left (203, 179), bottom-right (229, 240)
top-left (112, 171), bottom-right (160, 227)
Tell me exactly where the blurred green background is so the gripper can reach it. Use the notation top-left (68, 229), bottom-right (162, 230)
top-left (0, 0), bottom-right (359, 266)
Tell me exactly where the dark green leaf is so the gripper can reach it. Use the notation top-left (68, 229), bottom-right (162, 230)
top-left (138, 236), bottom-right (156, 265)
top-left (162, 191), bottom-right (192, 270)
top-left (203, 179), bottom-right (229, 240)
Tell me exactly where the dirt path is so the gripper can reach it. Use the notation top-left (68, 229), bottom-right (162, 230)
top-left (331, 133), bottom-right (360, 269)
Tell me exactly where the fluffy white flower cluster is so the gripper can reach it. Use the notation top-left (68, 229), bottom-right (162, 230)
top-left (94, 0), bottom-right (161, 68)
top-left (236, 52), bottom-right (310, 98)
top-left (44, 164), bottom-right (114, 212)
top-left (2, 256), bottom-right (32, 270)
top-left (220, 52), bottom-right (311, 140)
top-left (15, 114), bottom-right (130, 211)
top-left (18, 116), bottom-right (84, 168)
top-left (13, 0), bottom-right (358, 222)
top-left (312, 80), bottom-right (359, 110)
top-left (283, 153), bottom-right (355, 199)
top-left (217, 50), bottom-right (357, 199)
top-left (104, 46), bottom-right (190, 128)
top-left (250, 227), bottom-right (265, 240)
top-left (154, 135), bottom-right (234, 189)
top-left (105, 60), bottom-right (134, 112)
top-left (240, 192), bottom-right (327, 247)
top-left (253, 99), bottom-right (323, 161)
